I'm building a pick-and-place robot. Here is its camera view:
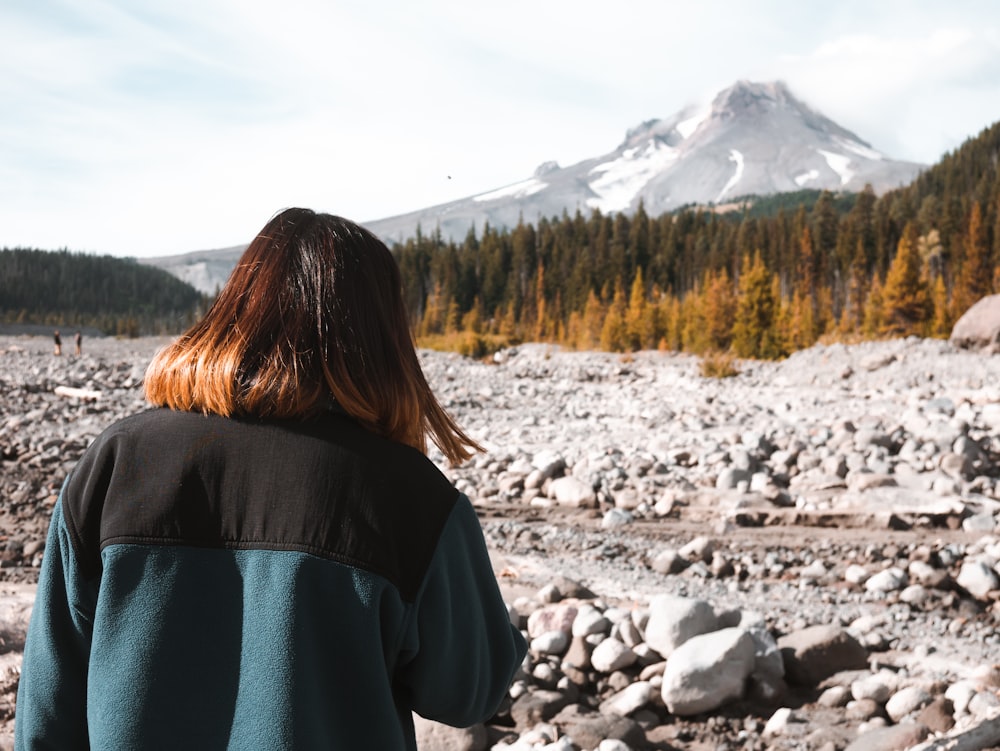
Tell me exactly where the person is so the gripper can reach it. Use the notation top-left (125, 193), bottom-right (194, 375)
top-left (15, 208), bottom-right (527, 750)
top-left (52, 330), bottom-right (61, 356)
top-left (73, 330), bottom-right (82, 356)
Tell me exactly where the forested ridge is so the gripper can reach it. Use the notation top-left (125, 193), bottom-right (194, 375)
top-left (3, 121), bottom-right (997, 351)
top-left (0, 249), bottom-right (208, 336)
top-left (394, 120), bottom-right (1000, 360)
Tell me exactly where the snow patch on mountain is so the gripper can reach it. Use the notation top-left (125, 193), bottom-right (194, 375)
top-left (474, 177), bottom-right (548, 203)
top-left (795, 169), bottom-right (820, 186)
top-left (676, 107), bottom-right (710, 139)
top-left (716, 149), bottom-right (745, 202)
top-left (834, 136), bottom-right (883, 161)
top-left (587, 140), bottom-right (679, 212)
top-left (818, 149), bottom-right (854, 185)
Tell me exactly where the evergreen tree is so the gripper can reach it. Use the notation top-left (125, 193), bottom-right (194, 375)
top-left (952, 201), bottom-right (991, 318)
top-left (732, 253), bottom-right (782, 359)
top-left (930, 275), bottom-right (951, 338)
top-left (701, 268), bottom-right (736, 351)
top-left (599, 278), bottom-right (628, 352)
top-left (881, 225), bottom-right (931, 336)
top-left (625, 266), bottom-right (653, 352)
top-left (862, 274), bottom-right (885, 337)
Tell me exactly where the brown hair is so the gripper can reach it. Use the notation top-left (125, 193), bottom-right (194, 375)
top-left (144, 208), bottom-right (482, 465)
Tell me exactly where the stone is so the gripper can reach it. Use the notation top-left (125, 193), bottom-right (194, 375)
top-left (531, 630), bottom-right (570, 656)
top-left (968, 690), bottom-right (1000, 717)
top-left (865, 567), bottom-right (908, 593)
top-left (510, 689), bottom-right (572, 727)
top-left (885, 685), bottom-right (933, 722)
top-left (762, 707), bottom-right (807, 738)
top-left (412, 716), bottom-right (488, 751)
top-left (548, 704), bottom-right (646, 751)
top-left (915, 695), bottom-right (955, 733)
top-left (572, 605), bottom-right (611, 638)
top-left (598, 681), bottom-right (655, 717)
top-left (643, 595), bottom-right (718, 658)
top-left (661, 627), bottom-right (756, 715)
top-left (778, 625), bottom-right (869, 686)
top-left (851, 672), bottom-right (897, 703)
top-left (528, 604), bottom-right (579, 639)
top-left (561, 636), bottom-right (594, 672)
top-left (596, 741), bottom-right (633, 751)
top-left (548, 476), bottom-right (597, 507)
top-left (590, 638), bottom-right (637, 673)
top-left (602, 508), bottom-right (634, 529)
top-left (650, 548), bottom-right (687, 575)
top-left (956, 560), bottom-right (1000, 599)
top-left (678, 536), bottom-right (715, 563)
top-left (844, 723), bottom-right (930, 751)
top-left (844, 564), bottom-right (870, 585)
top-left (950, 293), bottom-right (1000, 351)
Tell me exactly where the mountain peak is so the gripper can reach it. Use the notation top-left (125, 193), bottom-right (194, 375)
top-left (355, 79), bottom-right (923, 246)
top-left (146, 79), bottom-right (929, 285)
top-left (711, 79), bottom-right (800, 120)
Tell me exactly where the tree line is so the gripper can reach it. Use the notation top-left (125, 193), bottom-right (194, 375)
top-left (3, 120), bottom-right (997, 352)
top-left (0, 249), bottom-right (208, 336)
top-left (393, 120), bottom-right (1000, 359)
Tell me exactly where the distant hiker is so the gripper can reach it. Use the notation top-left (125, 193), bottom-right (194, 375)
top-left (74, 331), bottom-right (82, 356)
top-left (52, 330), bottom-right (61, 356)
top-left (16, 208), bottom-right (526, 750)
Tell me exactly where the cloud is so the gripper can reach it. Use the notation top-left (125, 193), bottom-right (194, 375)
top-left (782, 25), bottom-right (1000, 159)
top-left (2, 0), bottom-right (999, 256)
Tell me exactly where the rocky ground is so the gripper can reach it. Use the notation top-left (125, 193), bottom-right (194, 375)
top-left (2, 334), bottom-right (1000, 750)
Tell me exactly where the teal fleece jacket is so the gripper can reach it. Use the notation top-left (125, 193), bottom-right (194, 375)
top-left (15, 408), bottom-right (526, 750)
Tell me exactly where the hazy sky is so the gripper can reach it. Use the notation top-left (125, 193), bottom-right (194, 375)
top-left (3, 0), bottom-right (999, 258)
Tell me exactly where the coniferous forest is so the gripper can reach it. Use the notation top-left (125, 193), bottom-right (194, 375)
top-left (0, 249), bottom-right (208, 336)
top-left (1, 121), bottom-right (997, 351)
top-left (394, 121), bottom-right (1000, 360)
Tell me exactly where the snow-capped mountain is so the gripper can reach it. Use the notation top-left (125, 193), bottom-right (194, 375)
top-left (367, 80), bottom-right (923, 245)
top-left (143, 80), bottom-right (925, 293)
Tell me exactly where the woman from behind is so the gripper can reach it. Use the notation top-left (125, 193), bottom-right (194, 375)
top-left (15, 208), bottom-right (527, 750)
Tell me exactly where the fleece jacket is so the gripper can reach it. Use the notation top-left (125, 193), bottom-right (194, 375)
top-left (15, 407), bottom-right (527, 750)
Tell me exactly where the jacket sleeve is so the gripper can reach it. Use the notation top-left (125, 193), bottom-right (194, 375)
top-left (395, 494), bottom-right (527, 727)
top-left (15, 495), bottom-right (98, 750)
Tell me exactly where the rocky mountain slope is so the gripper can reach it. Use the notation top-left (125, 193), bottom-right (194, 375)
top-left (140, 80), bottom-right (926, 294)
top-left (366, 80), bottom-right (924, 245)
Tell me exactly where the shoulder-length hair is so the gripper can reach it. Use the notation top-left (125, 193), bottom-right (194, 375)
top-left (144, 208), bottom-right (481, 465)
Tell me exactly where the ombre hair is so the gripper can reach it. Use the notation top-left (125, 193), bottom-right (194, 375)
top-left (144, 208), bottom-right (482, 465)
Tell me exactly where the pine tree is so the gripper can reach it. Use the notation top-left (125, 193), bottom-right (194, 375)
top-left (534, 262), bottom-right (548, 341)
top-left (731, 252), bottom-right (783, 359)
top-left (952, 202), bottom-right (991, 318)
top-left (701, 268), bottom-right (736, 351)
top-left (862, 274), bottom-right (885, 338)
top-left (420, 281), bottom-right (445, 336)
top-left (930, 275), bottom-right (951, 338)
top-left (680, 282), bottom-right (708, 355)
top-left (881, 225), bottom-right (931, 336)
top-left (786, 288), bottom-right (816, 350)
top-left (624, 267), bottom-right (650, 351)
top-left (578, 289), bottom-right (604, 350)
top-left (599, 278), bottom-right (628, 352)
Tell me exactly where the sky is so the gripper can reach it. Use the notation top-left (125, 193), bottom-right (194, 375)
top-left (2, 0), bottom-right (999, 258)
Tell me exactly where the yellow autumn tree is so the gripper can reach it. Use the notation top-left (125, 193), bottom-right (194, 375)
top-left (732, 252), bottom-right (783, 359)
top-left (862, 273), bottom-right (884, 338)
top-left (881, 226), bottom-right (931, 337)
top-left (624, 267), bottom-right (652, 350)
top-left (701, 268), bottom-right (737, 352)
top-left (600, 278), bottom-right (628, 351)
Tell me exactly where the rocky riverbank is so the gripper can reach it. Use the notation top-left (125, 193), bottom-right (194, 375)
top-left (1, 334), bottom-right (999, 750)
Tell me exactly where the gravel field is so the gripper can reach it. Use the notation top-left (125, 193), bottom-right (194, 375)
top-left (2, 333), bottom-right (1000, 750)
